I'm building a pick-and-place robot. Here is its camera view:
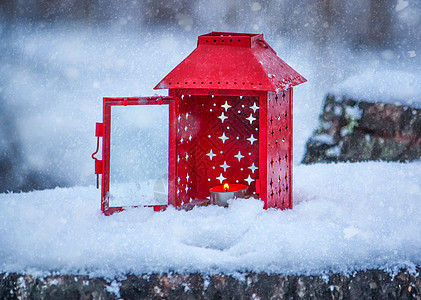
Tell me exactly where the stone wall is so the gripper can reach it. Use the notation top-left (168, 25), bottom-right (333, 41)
top-left (302, 95), bottom-right (421, 164)
top-left (1, 269), bottom-right (420, 299)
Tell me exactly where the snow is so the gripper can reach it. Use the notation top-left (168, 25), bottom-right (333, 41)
top-left (1, 162), bottom-right (420, 278)
top-left (396, 0), bottom-right (409, 12)
top-left (309, 133), bottom-right (334, 144)
top-left (0, 25), bottom-right (192, 189)
top-left (330, 69), bottom-right (421, 107)
top-left (1, 5), bottom-right (421, 279)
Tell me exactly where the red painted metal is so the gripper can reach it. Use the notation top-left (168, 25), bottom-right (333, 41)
top-left (171, 91), bottom-right (261, 206)
top-left (155, 32), bottom-right (306, 92)
top-left (258, 93), bottom-right (268, 209)
top-left (156, 32), bottom-right (305, 210)
top-left (94, 32), bottom-right (305, 214)
top-left (95, 122), bottom-right (104, 137)
top-left (266, 90), bottom-right (293, 209)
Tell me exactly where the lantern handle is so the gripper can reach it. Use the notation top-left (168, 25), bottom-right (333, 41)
top-left (258, 39), bottom-right (276, 54)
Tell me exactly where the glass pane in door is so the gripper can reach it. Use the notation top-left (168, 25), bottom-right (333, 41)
top-left (109, 104), bottom-right (169, 206)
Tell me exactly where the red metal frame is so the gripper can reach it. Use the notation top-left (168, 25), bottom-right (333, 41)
top-left (100, 97), bottom-right (177, 216)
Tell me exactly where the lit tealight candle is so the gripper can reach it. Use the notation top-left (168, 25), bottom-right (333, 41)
top-left (209, 183), bottom-right (248, 207)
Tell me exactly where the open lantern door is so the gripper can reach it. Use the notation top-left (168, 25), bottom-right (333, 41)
top-left (93, 97), bottom-right (177, 215)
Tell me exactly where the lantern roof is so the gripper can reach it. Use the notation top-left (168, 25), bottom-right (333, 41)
top-left (154, 32), bottom-right (306, 92)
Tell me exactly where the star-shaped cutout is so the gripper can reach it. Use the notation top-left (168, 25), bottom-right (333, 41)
top-left (185, 153), bottom-right (189, 161)
top-left (244, 175), bottom-right (255, 185)
top-left (218, 112), bottom-right (228, 123)
top-left (220, 161), bottom-right (230, 172)
top-left (186, 173), bottom-right (190, 181)
top-left (247, 134), bottom-right (258, 145)
top-left (219, 132), bottom-right (229, 143)
top-left (221, 101), bottom-right (231, 112)
top-left (246, 113), bottom-right (256, 124)
top-left (248, 163), bottom-right (258, 174)
top-left (250, 102), bottom-right (259, 113)
top-left (185, 186), bottom-right (189, 193)
top-left (216, 173), bottom-right (227, 184)
top-left (186, 113), bottom-right (189, 119)
top-left (234, 151), bottom-right (245, 162)
top-left (206, 149), bottom-right (217, 160)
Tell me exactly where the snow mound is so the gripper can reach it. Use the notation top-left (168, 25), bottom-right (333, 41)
top-left (0, 162), bottom-right (420, 278)
top-left (330, 69), bottom-right (421, 107)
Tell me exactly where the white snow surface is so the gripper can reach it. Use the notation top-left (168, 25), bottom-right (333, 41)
top-left (1, 162), bottom-right (420, 278)
top-left (1, 21), bottom-right (421, 278)
top-left (330, 69), bottom-right (421, 107)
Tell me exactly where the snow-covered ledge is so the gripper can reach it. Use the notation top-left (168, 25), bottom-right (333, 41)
top-left (303, 70), bottom-right (421, 164)
top-left (2, 67), bottom-right (421, 299)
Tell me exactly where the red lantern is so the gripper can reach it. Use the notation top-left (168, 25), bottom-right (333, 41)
top-left (92, 32), bottom-right (306, 215)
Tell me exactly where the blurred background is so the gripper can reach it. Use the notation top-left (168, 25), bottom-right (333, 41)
top-left (0, 0), bottom-right (420, 193)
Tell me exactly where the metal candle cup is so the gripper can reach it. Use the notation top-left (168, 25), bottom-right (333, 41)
top-left (209, 183), bottom-right (248, 207)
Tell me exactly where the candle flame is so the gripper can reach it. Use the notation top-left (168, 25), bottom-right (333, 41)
top-left (223, 183), bottom-right (229, 192)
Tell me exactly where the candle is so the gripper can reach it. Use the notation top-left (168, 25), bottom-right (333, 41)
top-left (209, 183), bottom-right (248, 207)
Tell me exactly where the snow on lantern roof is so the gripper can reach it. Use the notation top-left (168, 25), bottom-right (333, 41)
top-left (154, 32), bottom-right (306, 92)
